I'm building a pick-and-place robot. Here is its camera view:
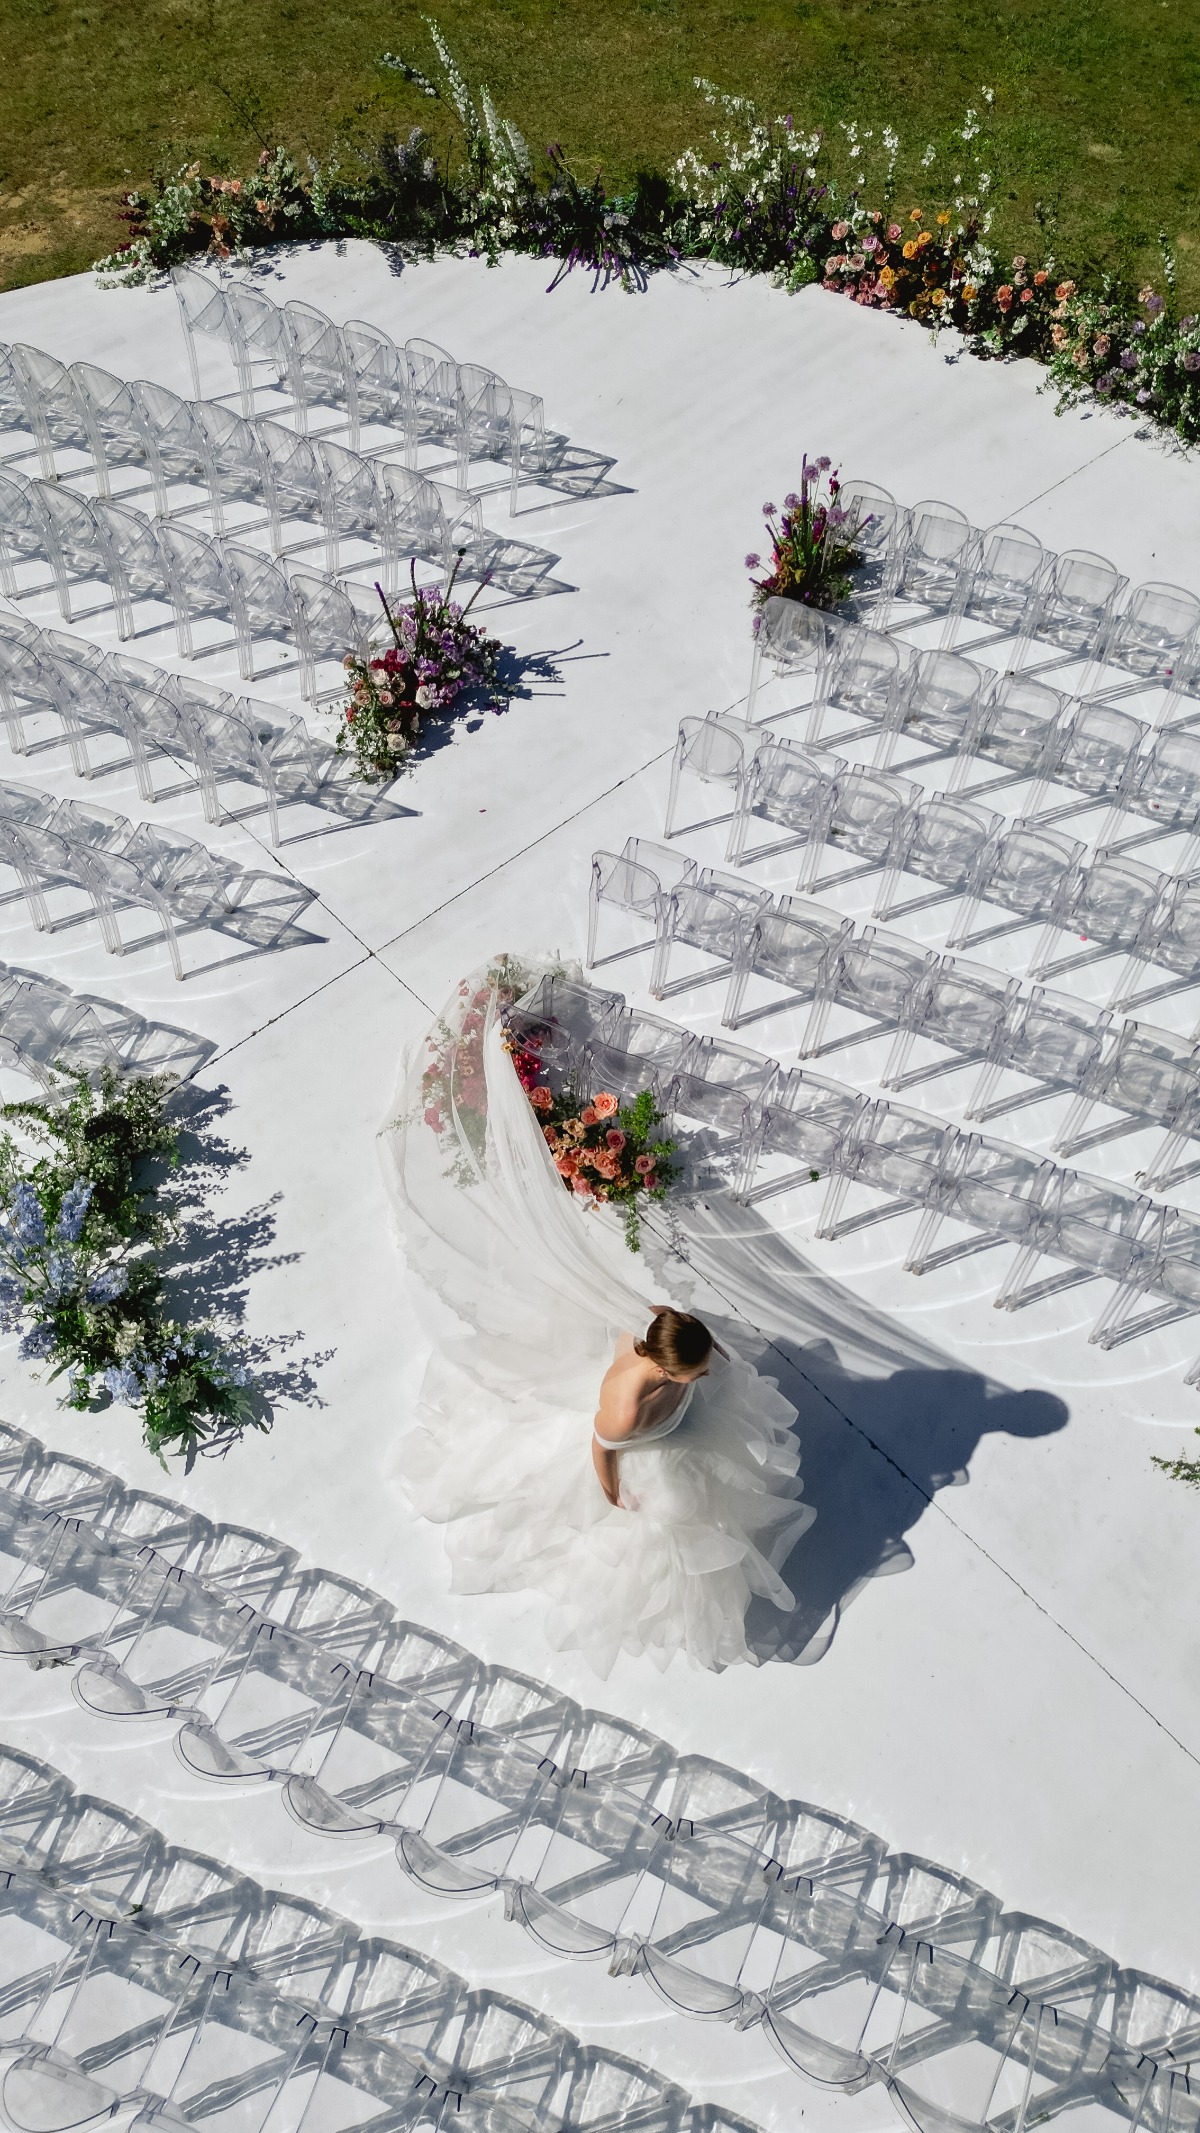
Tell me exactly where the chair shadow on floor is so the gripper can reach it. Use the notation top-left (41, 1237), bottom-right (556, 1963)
top-left (740, 1338), bottom-right (1069, 1665)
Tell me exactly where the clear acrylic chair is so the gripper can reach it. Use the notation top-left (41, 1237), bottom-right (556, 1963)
top-left (939, 522), bottom-right (1046, 655)
top-left (798, 762), bottom-right (921, 897)
top-left (316, 438), bottom-right (388, 574)
top-left (287, 565), bottom-right (370, 704)
top-left (587, 837), bottom-right (695, 972)
top-left (254, 418), bottom-right (326, 545)
top-left (378, 460), bottom-right (483, 586)
top-left (965, 988), bottom-right (1111, 1125)
top-left (1028, 849), bottom-right (1168, 986)
top-left (946, 671), bottom-right (1069, 799)
top-left (815, 1100), bottom-right (956, 1241)
top-left (343, 318), bottom-right (413, 447)
top-left (873, 648), bottom-right (983, 770)
top-left (887, 500), bottom-right (975, 621)
top-left (223, 281), bottom-right (304, 421)
top-left (283, 301), bottom-right (360, 446)
top-left (188, 398), bottom-right (274, 540)
top-left (221, 541), bottom-right (300, 680)
top-left (1108, 871), bottom-right (1200, 1015)
top-left (69, 361), bottom-right (148, 501)
top-left (129, 379), bottom-right (211, 516)
top-left (992, 1167), bottom-right (1163, 1313)
top-left (649, 869), bottom-right (770, 1002)
top-left (945, 819), bottom-right (1086, 956)
top-left (881, 954), bottom-right (1017, 1095)
top-left (90, 500), bottom-right (176, 640)
top-left (0, 475), bottom-right (50, 601)
top-left (1091, 1211), bottom-right (1200, 1371)
top-left (172, 266), bottom-right (239, 401)
top-left (663, 712), bottom-right (754, 842)
top-left (1105, 727), bottom-right (1200, 869)
top-left (667, 1035), bottom-right (778, 1168)
top-left (735, 1065), bottom-right (864, 1204)
top-left (404, 337), bottom-right (461, 459)
top-left (1021, 700), bottom-right (1147, 826)
top-left (578, 1007), bottom-right (698, 1107)
top-left (722, 894), bottom-right (853, 1032)
top-left (1014, 549), bottom-right (1127, 677)
top-left (29, 483), bottom-right (114, 625)
top-left (9, 346), bottom-right (95, 484)
top-left (804, 621), bottom-right (910, 752)
top-left (746, 596), bottom-right (833, 723)
top-left (727, 737), bottom-right (843, 870)
top-left (873, 792), bottom-right (1003, 925)
top-left (70, 1562), bottom-right (262, 1720)
top-left (904, 1133), bottom-right (1049, 1276)
top-left (506, 971), bottom-right (625, 1079)
top-left (154, 520), bottom-right (238, 662)
top-left (801, 926), bottom-right (935, 1061)
top-left (0, 1744), bottom-right (70, 1872)
top-left (1097, 580), bottom-right (1200, 694)
top-left (1052, 1017), bottom-right (1200, 1168)
top-left (0, 1506), bottom-right (149, 1668)
top-left (456, 364), bottom-right (548, 515)
top-left (835, 479), bottom-right (909, 612)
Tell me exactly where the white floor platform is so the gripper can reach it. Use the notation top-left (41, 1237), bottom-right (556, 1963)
top-left (0, 244), bottom-right (1197, 2130)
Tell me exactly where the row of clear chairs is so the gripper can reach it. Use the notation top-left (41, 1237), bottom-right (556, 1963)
top-left (171, 268), bottom-right (553, 513)
top-left (520, 967), bottom-right (1200, 1375)
top-left (724, 640), bottom-right (1200, 856)
top-left (0, 462), bottom-right (370, 704)
top-left (0, 611), bottom-right (405, 842)
top-left (600, 811), bottom-right (1200, 1024)
top-left (0, 339), bottom-right (491, 584)
top-left (0, 955), bottom-right (213, 1089)
top-left (3, 1424), bottom-right (1197, 2128)
top-left (0, 776), bottom-right (317, 979)
top-left (0, 1750), bottom-right (733, 2133)
top-left (808, 480), bottom-right (1200, 706)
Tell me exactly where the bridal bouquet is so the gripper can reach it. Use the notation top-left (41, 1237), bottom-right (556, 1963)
top-left (747, 456), bottom-right (862, 614)
top-left (505, 1030), bottom-right (677, 1250)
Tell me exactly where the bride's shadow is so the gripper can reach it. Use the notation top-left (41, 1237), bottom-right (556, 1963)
top-left (738, 1337), bottom-right (1068, 1665)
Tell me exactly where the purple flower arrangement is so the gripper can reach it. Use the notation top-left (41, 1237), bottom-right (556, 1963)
top-left (336, 565), bottom-right (506, 783)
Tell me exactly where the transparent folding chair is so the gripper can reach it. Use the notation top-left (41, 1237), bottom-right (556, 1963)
top-left (172, 267), bottom-right (238, 402)
top-left (804, 621), bottom-right (909, 752)
top-left (1052, 1017), bottom-right (1200, 1166)
top-left (456, 365), bottom-right (548, 516)
top-left (29, 483), bottom-right (115, 626)
top-left (965, 988), bottom-right (1111, 1125)
top-left (279, 1664), bottom-right (495, 1846)
top-left (649, 869), bottom-right (770, 1001)
top-left (70, 361), bottom-right (149, 501)
top-left (129, 380), bottom-right (211, 516)
top-left (427, 1992), bottom-right (567, 2116)
top-left (316, 439), bottom-right (388, 574)
top-left (887, 500), bottom-right (975, 621)
top-left (945, 820), bottom-right (1086, 956)
top-left (221, 542), bottom-right (301, 680)
top-left (727, 738), bottom-right (843, 871)
top-left (1105, 727), bottom-right (1200, 870)
top-left (992, 1167), bottom-right (1163, 1313)
top-left (1027, 849), bottom-right (1168, 986)
top-left (873, 793), bottom-right (1003, 926)
top-left (722, 895), bottom-right (853, 1032)
top-left (378, 461), bottom-right (483, 586)
top-left (883, 1913), bottom-right (1116, 2133)
top-left (587, 838), bottom-right (695, 972)
top-left (746, 596), bottom-right (832, 723)
top-left (1096, 581), bottom-right (1200, 696)
top-left (224, 281), bottom-right (305, 422)
top-left (90, 500), bottom-right (177, 641)
top-left (801, 926), bottom-right (935, 1061)
top-left (41, 1794), bottom-right (164, 1907)
top-left (815, 1100), bottom-right (956, 1241)
top-left (734, 1069), bottom-right (868, 1204)
top-left (939, 522), bottom-right (1047, 656)
top-left (154, 521), bottom-right (238, 663)
top-left (287, 564), bottom-right (371, 705)
top-left (835, 479), bottom-right (909, 613)
top-left (404, 338), bottom-right (461, 460)
top-left (873, 648), bottom-right (983, 771)
top-left (762, 1854), bottom-right (1000, 2090)
top-left (137, 1845), bottom-right (253, 1960)
top-left (904, 1133), bottom-right (1049, 1277)
top-left (1021, 700), bottom-right (1147, 826)
top-left (663, 712), bottom-right (754, 843)
top-left (945, 671), bottom-right (1069, 799)
top-left (798, 762), bottom-right (922, 897)
top-left (255, 419), bottom-right (326, 546)
top-left (234, 1887), bottom-right (357, 2011)
top-left (9, 346), bottom-right (95, 484)
top-left (343, 318), bottom-right (413, 448)
top-left (1013, 549), bottom-right (1127, 679)
top-left (881, 955), bottom-right (1017, 1095)
top-left (283, 301), bottom-right (360, 446)
top-left (188, 399), bottom-right (275, 540)
top-left (577, 1008), bottom-right (698, 1108)
top-left (0, 469), bottom-right (52, 601)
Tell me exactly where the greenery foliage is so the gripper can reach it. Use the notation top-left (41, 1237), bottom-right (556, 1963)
top-left (0, 1069), bottom-right (262, 1467)
top-left (335, 569), bottom-right (506, 784)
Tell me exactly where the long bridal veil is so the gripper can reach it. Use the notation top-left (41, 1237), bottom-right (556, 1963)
top-left (379, 960), bottom-right (815, 1674)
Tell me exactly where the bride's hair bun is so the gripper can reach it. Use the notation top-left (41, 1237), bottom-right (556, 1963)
top-left (635, 1309), bottom-right (713, 1376)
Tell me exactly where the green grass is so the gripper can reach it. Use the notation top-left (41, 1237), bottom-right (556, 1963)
top-left (3, 0), bottom-right (1200, 299)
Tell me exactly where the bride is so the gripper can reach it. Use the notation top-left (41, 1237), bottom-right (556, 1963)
top-left (380, 961), bottom-right (815, 1676)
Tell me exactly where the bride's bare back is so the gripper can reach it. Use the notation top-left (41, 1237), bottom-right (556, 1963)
top-left (591, 1326), bottom-right (711, 1508)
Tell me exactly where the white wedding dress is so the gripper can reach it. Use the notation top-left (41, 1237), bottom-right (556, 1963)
top-left (380, 965), bottom-right (815, 1676)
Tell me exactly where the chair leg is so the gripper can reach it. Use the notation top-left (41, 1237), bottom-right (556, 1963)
top-left (993, 1242), bottom-right (1043, 1309)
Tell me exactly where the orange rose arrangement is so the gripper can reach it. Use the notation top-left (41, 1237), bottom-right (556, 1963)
top-left (503, 1028), bottom-right (678, 1251)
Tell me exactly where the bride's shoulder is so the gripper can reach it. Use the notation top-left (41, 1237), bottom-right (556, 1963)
top-left (596, 1348), bottom-right (645, 1441)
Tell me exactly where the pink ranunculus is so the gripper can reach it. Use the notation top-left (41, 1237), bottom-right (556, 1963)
top-left (530, 1086), bottom-right (553, 1110)
top-left (571, 1176), bottom-right (592, 1196)
top-left (605, 1128), bottom-right (626, 1151)
top-left (634, 1154), bottom-right (655, 1176)
top-left (592, 1092), bottom-right (619, 1118)
top-left (581, 1105), bottom-right (598, 1126)
top-left (831, 220), bottom-right (849, 239)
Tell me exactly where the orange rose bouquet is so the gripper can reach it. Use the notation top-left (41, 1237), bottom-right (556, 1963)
top-left (503, 1028), bottom-right (677, 1251)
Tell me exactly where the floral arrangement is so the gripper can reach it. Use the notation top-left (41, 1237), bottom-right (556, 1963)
top-left (336, 568), bottom-right (505, 783)
top-left (421, 957), bottom-right (531, 1182)
top-left (91, 28), bottom-right (1200, 449)
top-left (0, 1069), bottom-right (260, 1467)
top-left (746, 458), bottom-right (861, 613)
top-left (503, 1027), bottom-right (677, 1250)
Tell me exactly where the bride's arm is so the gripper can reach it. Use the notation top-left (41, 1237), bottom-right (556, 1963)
top-left (592, 1360), bottom-right (640, 1509)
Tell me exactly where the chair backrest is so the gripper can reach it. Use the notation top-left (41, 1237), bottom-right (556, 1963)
top-left (902, 793), bottom-right (1002, 887)
top-left (755, 595), bottom-right (833, 675)
top-left (677, 713), bottom-right (745, 783)
top-left (985, 820), bottom-right (1085, 914)
top-left (751, 897), bottom-right (852, 985)
top-left (1068, 850), bottom-right (1168, 949)
top-left (1109, 580), bottom-right (1200, 675)
top-left (1038, 549), bottom-right (1127, 653)
top-left (172, 265), bottom-right (233, 338)
top-left (836, 479), bottom-right (904, 558)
